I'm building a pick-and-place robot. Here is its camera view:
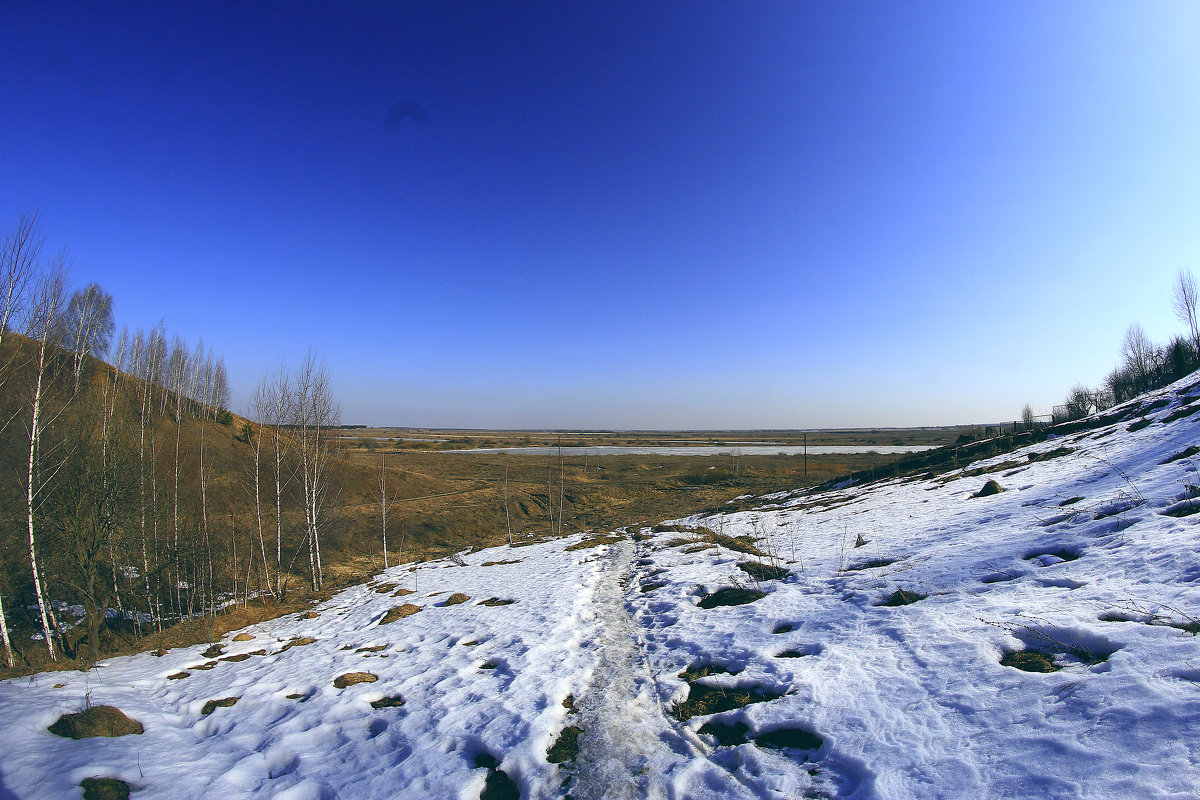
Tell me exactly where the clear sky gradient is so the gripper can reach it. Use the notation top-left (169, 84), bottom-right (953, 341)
top-left (4, 2), bottom-right (1200, 428)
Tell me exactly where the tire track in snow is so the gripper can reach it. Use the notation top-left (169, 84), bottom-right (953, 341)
top-left (567, 539), bottom-right (754, 800)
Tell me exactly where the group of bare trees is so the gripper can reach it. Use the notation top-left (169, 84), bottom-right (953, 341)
top-left (1046, 269), bottom-right (1200, 424)
top-left (247, 352), bottom-right (341, 596)
top-left (0, 212), bottom-right (342, 670)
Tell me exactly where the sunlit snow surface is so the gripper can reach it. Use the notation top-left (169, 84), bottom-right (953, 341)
top-left (4, 376), bottom-right (1200, 799)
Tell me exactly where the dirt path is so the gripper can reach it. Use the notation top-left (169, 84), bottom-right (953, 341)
top-left (566, 540), bottom-right (754, 800)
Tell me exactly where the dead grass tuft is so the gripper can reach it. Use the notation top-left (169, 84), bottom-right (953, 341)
top-left (380, 604), bottom-right (421, 624)
top-left (479, 598), bottom-right (515, 607)
top-left (444, 593), bottom-right (470, 605)
top-left (232, 633), bottom-right (255, 642)
top-left (370, 694), bottom-right (405, 708)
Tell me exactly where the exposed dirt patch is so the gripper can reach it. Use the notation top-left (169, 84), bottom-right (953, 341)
top-left (1059, 496), bottom-right (1085, 506)
top-left (547, 724), bottom-right (582, 763)
top-left (220, 653), bottom-right (252, 663)
top-left (756, 727), bottom-right (825, 751)
top-left (737, 561), bottom-right (790, 582)
top-left (474, 753), bottom-right (519, 800)
top-left (370, 695), bottom-right (406, 709)
top-left (640, 582), bottom-right (666, 593)
top-left (672, 682), bottom-right (786, 722)
top-left (167, 672), bottom-right (189, 680)
top-left (481, 559), bottom-right (522, 566)
top-left (200, 644), bottom-right (224, 659)
top-left (201, 697), bottom-right (239, 715)
top-left (279, 636), bottom-right (318, 652)
top-left (1163, 500), bottom-right (1200, 518)
top-left (444, 593), bottom-right (470, 605)
top-left (374, 583), bottom-right (398, 593)
top-left (190, 661), bottom-right (217, 670)
top-left (356, 645), bottom-right (388, 653)
top-left (49, 706), bottom-right (144, 739)
top-left (392, 588), bottom-right (415, 597)
top-left (1163, 404), bottom-right (1200, 424)
top-left (698, 587), bottom-right (766, 608)
top-left (298, 611), bottom-right (320, 620)
top-left (1027, 447), bottom-right (1075, 463)
top-left (698, 719), bottom-right (750, 746)
top-left (878, 589), bottom-right (926, 607)
top-left (232, 632), bottom-right (255, 642)
top-left (1000, 651), bottom-right (1059, 673)
top-left (679, 663), bottom-right (738, 682)
top-left (845, 558), bottom-right (897, 571)
top-left (565, 533), bottom-right (625, 551)
top-left (380, 604), bottom-right (422, 624)
top-left (974, 480), bottom-right (1004, 498)
top-left (478, 598), bottom-right (515, 607)
top-left (772, 623), bottom-right (796, 634)
top-left (81, 777), bottom-right (130, 800)
top-left (333, 672), bottom-right (378, 688)
top-left (1163, 446), bottom-right (1200, 464)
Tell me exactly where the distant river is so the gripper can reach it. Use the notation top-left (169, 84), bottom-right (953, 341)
top-left (439, 445), bottom-right (935, 456)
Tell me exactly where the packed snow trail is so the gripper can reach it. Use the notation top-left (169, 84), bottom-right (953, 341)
top-left (566, 540), bottom-right (754, 800)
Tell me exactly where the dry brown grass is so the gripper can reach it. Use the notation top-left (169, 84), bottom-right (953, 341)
top-left (380, 604), bottom-right (421, 624)
top-left (48, 706), bottom-right (143, 738)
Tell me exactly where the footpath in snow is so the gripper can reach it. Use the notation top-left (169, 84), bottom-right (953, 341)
top-left (3, 373), bottom-right (1200, 799)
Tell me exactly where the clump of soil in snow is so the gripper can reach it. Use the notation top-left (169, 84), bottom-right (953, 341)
top-left (878, 589), bottom-right (926, 606)
top-left (200, 697), bottom-right (239, 715)
top-left (546, 725), bottom-right (582, 763)
top-left (444, 592), bottom-right (470, 605)
top-left (81, 777), bottom-right (130, 800)
top-left (49, 706), bottom-right (144, 739)
top-left (975, 480), bottom-right (1004, 498)
top-left (333, 672), bottom-right (378, 688)
top-left (279, 637), bottom-right (318, 652)
top-left (698, 587), bottom-right (766, 608)
top-left (737, 561), bottom-right (790, 582)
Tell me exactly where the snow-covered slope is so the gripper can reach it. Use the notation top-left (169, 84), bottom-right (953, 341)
top-left (3, 376), bottom-right (1200, 799)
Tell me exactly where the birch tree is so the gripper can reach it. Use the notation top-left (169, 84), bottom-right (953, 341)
top-left (292, 351), bottom-right (339, 591)
top-left (60, 282), bottom-right (114, 393)
top-left (21, 257), bottom-right (70, 660)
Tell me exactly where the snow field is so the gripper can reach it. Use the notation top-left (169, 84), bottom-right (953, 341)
top-left (2, 374), bottom-right (1200, 799)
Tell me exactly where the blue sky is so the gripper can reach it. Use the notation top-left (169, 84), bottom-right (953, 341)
top-left (3, 2), bottom-right (1200, 428)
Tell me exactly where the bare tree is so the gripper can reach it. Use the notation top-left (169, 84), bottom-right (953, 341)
top-left (1174, 268), bottom-right (1200, 359)
top-left (60, 282), bottom-right (114, 393)
top-left (1120, 323), bottom-right (1156, 394)
top-left (1021, 403), bottom-right (1035, 430)
top-left (0, 210), bottom-right (41, 348)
